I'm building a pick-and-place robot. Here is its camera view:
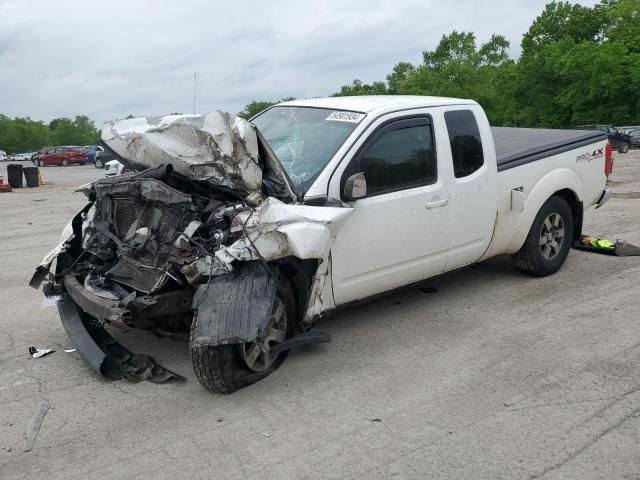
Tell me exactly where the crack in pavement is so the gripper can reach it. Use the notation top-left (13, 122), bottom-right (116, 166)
top-left (506, 385), bottom-right (640, 413)
top-left (528, 405), bottom-right (640, 479)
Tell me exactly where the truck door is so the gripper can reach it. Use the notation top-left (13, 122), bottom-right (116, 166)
top-left (440, 108), bottom-right (497, 271)
top-left (330, 115), bottom-right (449, 305)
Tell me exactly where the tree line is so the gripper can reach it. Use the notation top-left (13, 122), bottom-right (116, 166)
top-left (238, 0), bottom-right (639, 128)
top-left (0, 115), bottom-right (100, 154)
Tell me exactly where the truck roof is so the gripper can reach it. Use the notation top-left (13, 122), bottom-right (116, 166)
top-left (278, 95), bottom-right (477, 114)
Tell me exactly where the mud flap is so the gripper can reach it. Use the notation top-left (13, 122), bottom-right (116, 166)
top-left (58, 294), bottom-right (184, 383)
top-left (191, 261), bottom-right (276, 347)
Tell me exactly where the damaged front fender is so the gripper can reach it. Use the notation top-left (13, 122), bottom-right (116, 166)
top-left (216, 197), bottom-right (352, 263)
top-left (29, 203), bottom-right (92, 289)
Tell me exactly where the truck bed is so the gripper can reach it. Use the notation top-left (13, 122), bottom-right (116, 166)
top-left (492, 127), bottom-right (606, 172)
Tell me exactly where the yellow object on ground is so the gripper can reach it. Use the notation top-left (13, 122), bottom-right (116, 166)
top-left (590, 238), bottom-right (615, 248)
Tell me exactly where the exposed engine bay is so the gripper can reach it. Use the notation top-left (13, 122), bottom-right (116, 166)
top-left (30, 111), bottom-right (351, 386)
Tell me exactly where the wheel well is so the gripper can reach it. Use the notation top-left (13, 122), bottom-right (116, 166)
top-left (272, 257), bottom-right (319, 332)
top-left (553, 189), bottom-right (583, 241)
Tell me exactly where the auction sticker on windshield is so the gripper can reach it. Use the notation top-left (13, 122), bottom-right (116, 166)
top-left (326, 111), bottom-right (365, 123)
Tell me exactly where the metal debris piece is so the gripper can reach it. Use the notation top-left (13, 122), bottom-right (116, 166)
top-left (58, 295), bottom-right (184, 383)
top-left (41, 295), bottom-right (62, 309)
top-left (63, 348), bottom-right (77, 353)
top-left (28, 346), bottom-right (55, 359)
top-left (24, 401), bottom-right (49, 452)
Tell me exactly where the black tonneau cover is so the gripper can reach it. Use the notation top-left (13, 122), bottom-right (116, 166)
top-left (492, 127), bottom-right (606, 172)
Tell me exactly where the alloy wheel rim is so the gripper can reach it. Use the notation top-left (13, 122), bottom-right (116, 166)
top-left (539, 213), bottom-right (565, 260)
top-left (239, 296), bottom-right (287, 372)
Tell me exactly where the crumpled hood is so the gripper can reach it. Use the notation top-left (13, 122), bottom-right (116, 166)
top-left (102, 112), bottom-right (263, 194)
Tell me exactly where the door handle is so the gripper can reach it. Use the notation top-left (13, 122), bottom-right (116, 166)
top-left (425, 199), bottom-right (449, 209)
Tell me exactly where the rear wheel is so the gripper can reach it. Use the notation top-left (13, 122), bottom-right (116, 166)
top-left (190, 274), bottom-right (295, 394)
top-left (512, 195), bottom-right (574, 276)
top-left (94, 158), bottom-right (104, 168)
top-left (619, 142), bottom-right (630, 154)
top-left (62, 159), bottom-right (69, 166)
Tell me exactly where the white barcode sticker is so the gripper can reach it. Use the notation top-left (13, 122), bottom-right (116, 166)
top-left (326, 111), bottom-right (365, 123)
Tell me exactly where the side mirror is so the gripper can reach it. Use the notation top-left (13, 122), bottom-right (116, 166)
top-left (344, 172), bottom-right (367, 200)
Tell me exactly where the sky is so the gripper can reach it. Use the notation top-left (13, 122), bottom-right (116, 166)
top-left (0, 0), bottom-right (598, 126)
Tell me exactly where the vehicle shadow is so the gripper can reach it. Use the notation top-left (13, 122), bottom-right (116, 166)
top-left (106, 254), bottom-right (525, 390)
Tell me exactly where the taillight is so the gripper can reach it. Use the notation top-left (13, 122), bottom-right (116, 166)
top-left (605, 142), bottom-right (613, 177)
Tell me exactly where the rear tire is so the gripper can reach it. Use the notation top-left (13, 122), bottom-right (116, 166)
top-left (190, 274), bottom-right (295, 394)
top-left (511, 195), bottom-right (574, 276)
top-left (619, 142), bottom-right (630, 154)
top-left (62, 159), bottom-right (69, 166)
top-left (94, 158), bottom-right (104, 168)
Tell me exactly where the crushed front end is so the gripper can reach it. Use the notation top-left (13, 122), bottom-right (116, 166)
top-left (30, 111), bottom-right (351, 388)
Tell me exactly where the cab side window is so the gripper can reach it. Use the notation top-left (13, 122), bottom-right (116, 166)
top-left (352, 118), bottom-right (436, 197)
top-left (445, 110), bottom-right (484, 178)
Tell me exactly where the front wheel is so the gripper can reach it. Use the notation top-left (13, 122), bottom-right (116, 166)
top-left (619, 142), bottom-right (630, 154)
top-left (190, 274), bottom-right (295, 394)
top-left (511, 195), bottom-right (574, 276)
top-left (94, 158), bottom-right (104, 168)
top-left (62, 159), bottom-right (69, 166)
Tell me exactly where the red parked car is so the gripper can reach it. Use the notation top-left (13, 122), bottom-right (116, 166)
top-left (38, 146), bottom-right (88, 166)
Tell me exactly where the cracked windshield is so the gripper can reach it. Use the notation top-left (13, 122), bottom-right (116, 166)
top-left (252, 106), bottom-right (363, 193)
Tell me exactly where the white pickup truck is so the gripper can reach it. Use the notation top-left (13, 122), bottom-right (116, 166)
top-left (31, 96), bottom-right (612, 393)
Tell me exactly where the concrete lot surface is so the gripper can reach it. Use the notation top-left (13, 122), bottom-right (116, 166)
top-left (1, 155), bottom-right (639, 479)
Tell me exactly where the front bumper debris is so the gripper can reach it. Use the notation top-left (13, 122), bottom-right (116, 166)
top-left (58, 294), bottom-right (183, 383)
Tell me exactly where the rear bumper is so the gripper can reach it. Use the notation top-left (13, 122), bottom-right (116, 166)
top-left (595, 188), bottom-right (611, 209)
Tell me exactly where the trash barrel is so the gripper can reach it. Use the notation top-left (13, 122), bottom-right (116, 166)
top-left (6, 164), bottom-right (23, 188)
top-left (23, 166), bottom-right (39, 187)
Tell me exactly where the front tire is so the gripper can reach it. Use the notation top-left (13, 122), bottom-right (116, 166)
top-left (94, 158), bottom-right (104, 168)
top-left (62, 159), bottom-right (69, 166)
top-left (619, 142), bottom-right (630, 154)
top-left (512, 195), bottom-right (574, 276)
top-left (190, 274), bottom-right (295, 394)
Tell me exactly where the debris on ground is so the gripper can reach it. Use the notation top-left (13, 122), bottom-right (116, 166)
top-left (28, 346), bottom-right (55, 359)
top-left (41, 295), bottom-right (62, 309)
top-left (24, 400), bottom-right (49, 452)
top-left (63, 348), bottom-right (76, 353)
top-left (573, 235), bottom-right (640, 256)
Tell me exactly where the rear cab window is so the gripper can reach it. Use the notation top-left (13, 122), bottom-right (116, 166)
top-left (444, 110), bottom-right (484, 178)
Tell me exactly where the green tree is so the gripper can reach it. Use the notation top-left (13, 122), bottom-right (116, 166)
top-left (333, 79), bottom-right (388, 96)
top-left (605, 0), bottom-right (640, 53)
top-left (49, 116), bottom-right (99, 146)
top-left (0, 115), bottom-right (51, 153)
top-left (386, 62), bottom-right (415, 94)
top-left (520, 1), bottom-right (607, 60)
top-left (237, 98), bottom-right (296, 119)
